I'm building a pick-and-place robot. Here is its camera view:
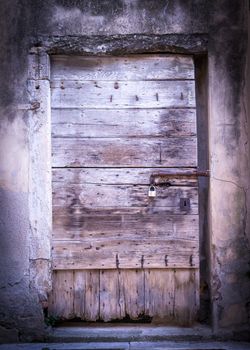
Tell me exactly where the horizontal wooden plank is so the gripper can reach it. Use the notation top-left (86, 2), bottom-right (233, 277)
top-left (51, 108), bottom-right (197, 138)
top-left (51, 80), bottom-right (196, 109)
top-left (52, 182), bottom-right (198, 213)
top-left (51, 55), bottom-right (195, 81)
top-left (52, 239), bottom-right (199, 269)
top-left (52, 168), bottom-right (198, 186)
top-left (52, 211), bottom-right (199, 241)
top-left (52, 137), bottom-right (197, 167)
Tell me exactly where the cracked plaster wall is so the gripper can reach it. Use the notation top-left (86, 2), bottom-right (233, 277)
top-left (208, 1), bottom-right (250, 338)
top-left (0, 0), bottom-right (249, 342)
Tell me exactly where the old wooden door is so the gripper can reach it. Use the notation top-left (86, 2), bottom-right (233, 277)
top-left (49, 54), bottom-right (199, 325)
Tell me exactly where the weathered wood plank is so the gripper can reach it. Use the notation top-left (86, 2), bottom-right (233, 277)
top-left (83, 270), bottom-right (100, 321)
top-left (52, 182), bottom-right (198, 213)
top-left (52, 211), bottom-right (199, 241)
top-left (51, 55), bottom-right (195, 81)
top-left (52, 168), bottom-right (198, 187)
top-left (73, 270), bottom-right (86, 318)
top-left (173, 269), bottom-right (199, 325)
top-left (51, 239), bottom-right (199, 270)
top-left (48, 269), bottom-right (200, 323)
top-left (99, 270), bottom-right (125, 321)
top-left (50, 54), bottom-right (199, 324)
top-left (51, 80), bottom-right (196, 109)
top-left (51, 108), bottom-right (196, 138)
top-left (48, 271), bottom-right (74, 319)
top-left (145, 269), bottom-right (175, 322)
top-left (52, 137), bottom-right (197, 167)
top-left (119, 269), bottom-right (145, 320)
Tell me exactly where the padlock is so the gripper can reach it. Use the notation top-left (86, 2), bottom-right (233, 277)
top-left (148, 185), bottom-right (156, 198)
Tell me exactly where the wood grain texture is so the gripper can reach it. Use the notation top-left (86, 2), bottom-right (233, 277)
top-left (51, 55), bottom-right (195, 81)
top-left (50, 54), bottom-right (199, 324)
top-left (52, 211), bottom-right (199, 241)
top-left (73, 270), bottom-right (86, 318)
top-left (52, 239), bottom-right (199, 270)
top-left (100, 270), bottom-right (124, 321)
top-left (119, 270), bottom-right (145, 319)
top-left (48, 270), bottom-right (74, 319)
top-left (52, 168), bottom-right (198, 186)
top-left (145, 269), bottom-right (175, 321)
top-left (51, 80), bottom-right (195, 109)
top-left (48, 268), bottom-right (199, 324)
top-left (52, 108), bottom-right (197, 138)
top-left (173, 269), bottom-right (199, 326)
top-left (52, 181), bottom-right (198, 212)
top-left (83, 270), bottom-right (100, 321)
top-left (52, 137), bottom-right (197, 167)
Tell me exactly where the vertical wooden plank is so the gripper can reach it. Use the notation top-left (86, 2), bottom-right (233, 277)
top-left (84, 270), bottom-right (100, 321)
top-left (100, 270), bottom-right (125, 321)
top-left (73, 270), bottom-right (86, 318)
top-left (145, 269), bottom-right (175, 323)
top-left (173, 269), bottom-right (198, 325)
top-left (119, 269), bottom-right (145, 320)
top-left (49, 271), bottom-right (74, 319)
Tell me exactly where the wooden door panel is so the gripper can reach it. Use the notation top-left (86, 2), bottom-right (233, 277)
top-left (51, 55), bottom-right (195, 81)
top-left (53, 182), bottom-right (198, 211)
top-left (49, 54), bottom-right (199, 324)
top-left (51, 108), bottom-right (197, 138)
top-left (52, 211), bottom-right (199, 241)
top-left (52, 137), bottom-right (197, 167)
top-left (51, 80), bottom-right (195, 109)
top-left (49, 269), bottom-right (198, 324)
top-left (52, 242), bottom-right (199, 270)
top-left (53, 167), bottom-right (198, 186)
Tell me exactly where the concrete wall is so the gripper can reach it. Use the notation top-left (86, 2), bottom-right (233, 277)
top-left (0, 0), bottom-right (249, 342)
top-left (208, 1), bottom-right (250, 338)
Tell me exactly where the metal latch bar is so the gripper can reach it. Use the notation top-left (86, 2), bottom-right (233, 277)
top-left (150, 169), bottom-right (209, 185)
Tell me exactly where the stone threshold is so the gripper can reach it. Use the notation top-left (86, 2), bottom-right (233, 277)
top-left (47, 324), bottom-right (213, 343)
top-left (1, 340), bottom-right (250, 350)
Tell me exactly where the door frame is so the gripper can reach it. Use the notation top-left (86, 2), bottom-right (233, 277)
top-left (27, 35), bottom-right (209, 326)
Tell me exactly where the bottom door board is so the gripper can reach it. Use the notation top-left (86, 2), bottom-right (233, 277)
top-left (48, 268), bottom-right (199, 325)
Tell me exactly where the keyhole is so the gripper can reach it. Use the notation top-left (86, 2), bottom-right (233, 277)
top-left (180, 197), bottom-right (190, 211)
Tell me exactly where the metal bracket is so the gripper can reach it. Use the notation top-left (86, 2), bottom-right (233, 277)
top-left (150, 169), bottom-right (209, 186)
top-left (165, 254), bottom-right (168, 266)
top-left (189, 254), bottom-right (194, 267)
top-left (116, 254), bottom-right (120, 269)
top-left (141, 255), bottom-right (144, 269)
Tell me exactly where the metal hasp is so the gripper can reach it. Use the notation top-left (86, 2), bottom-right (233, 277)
top-left (150, 169), bottom-right (209, 186)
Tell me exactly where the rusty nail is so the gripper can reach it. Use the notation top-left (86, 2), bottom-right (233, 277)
top-left (165, 254), bottom-right (168, 266)
top-left (141, 255), bottom-right (144, 269)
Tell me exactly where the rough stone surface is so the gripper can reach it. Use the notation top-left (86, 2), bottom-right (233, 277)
top-left (208, 0), bottom-right (250, 337)
top-left (0, 0), bottom-right (249, 342)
